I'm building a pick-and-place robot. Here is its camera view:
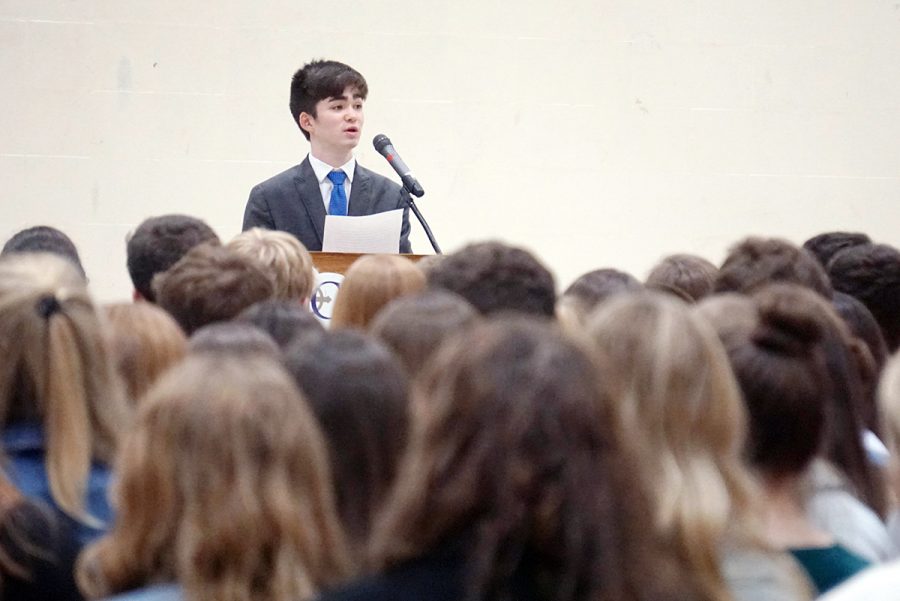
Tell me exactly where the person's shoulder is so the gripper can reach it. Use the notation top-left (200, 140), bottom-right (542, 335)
top-left (101, 584), bottom-right (183, 601)
top-left (252, 162), bottom-right (309, 192)
top-left (819, 558), bottom-right (900, 601)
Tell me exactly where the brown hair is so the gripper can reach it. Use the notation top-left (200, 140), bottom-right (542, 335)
top-left (646, 254), bottom-right (718, 302)
top-left (103, 302), bottom-right (187, 405)
top-left (78, 354), bottom-right (352, 601)
top-left (0, 253), bottom-right (129, 526)
top-left (372, 318), bottom-right (697, 601)
top-left (227, 228), bottom-right (315, 302)
top-left (330, 255), bottom-right (425, 330)
top-left (715, 237), bottom-right (832, 298)
top-left (153, 244), bottom-right (275, 335)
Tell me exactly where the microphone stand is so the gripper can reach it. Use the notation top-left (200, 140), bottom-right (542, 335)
top-left (404, 187), bottom-right (442, 254)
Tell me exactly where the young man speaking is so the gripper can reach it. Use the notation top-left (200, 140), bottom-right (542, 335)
top-left (243, 60), bottom-right (412, 253)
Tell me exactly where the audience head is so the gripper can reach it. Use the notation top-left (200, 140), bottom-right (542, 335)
top-left (330, 254), bottom-right (425, 330)
top-left (827, 243), bottom-right (900, 352)
top-left (426, 241), bottom-right (556, 317)
top-left (646, 254), bottom-right (718, 302)
top-left (557, 268), bottom-right (643, 332)
top-left (103, 302), bottom-right (187, 405)
top-left (237, 299), bottom-right (325, 350)
top-left (878, 352), bottom-right (900, 498)
top-left (2, 225), bottom-right (86, 279)
top-left (227, 228), bottom-right (315, 303)
top-left (285, 330), bottom-right (408, 561)
top-left (372, 318), bottom-right (691, 601)
top-left (715, 236), bottom-right (832, 298)
top-left (126, 215), bottom-right (219, 302)
top-left (369, 290), bottom-right (480, 378)
top-left (78, 354), bottom-right (351, 601)
top-left (0, 253), bottom-right (128, 526)
top-left (153, 244), bottom-right (275, 335)
top-left (188, 322), bottom-right (280, 359)
top-left (803, 231), bottom-right (871, 268)
top-left (290, 60), bottom-right (368, 140)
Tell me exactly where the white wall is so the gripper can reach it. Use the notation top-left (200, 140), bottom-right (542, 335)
top-left (2, 1), bottom-right (899, 301)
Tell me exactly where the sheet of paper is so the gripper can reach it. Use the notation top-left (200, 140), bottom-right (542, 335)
top-left (322, 209), bottom-right (403, 254)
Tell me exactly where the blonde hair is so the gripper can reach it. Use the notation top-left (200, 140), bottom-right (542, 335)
top-left (586, 293), bottom-right (757, 601)
top-left (0, 253), bottom-right (129, 526)
top-left (330, 255), bottom-right (425, 330)
top-left (78, 354), bottom-right (352, 601)
top-left (103, 302), bottom-right (187, 404)
top-left (227, 228), bottom-right (315, 302)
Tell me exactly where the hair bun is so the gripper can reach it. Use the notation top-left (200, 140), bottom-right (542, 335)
top-left (752, 288), bottom-right (824, 357)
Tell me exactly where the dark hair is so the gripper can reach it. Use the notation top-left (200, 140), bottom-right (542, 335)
top-left (126, 215), bottom-right (219, 302)
top-left (289, 60), bottom-right (368, 140)
top-left (284, 330), bottom-right (408, 563)
top-left (803, 232), bottom-right (871, 267)
top-left (369, 290), bottom-right (480, 378)
top-left (827, 243), bottom-right (900, 352)
top-left (563, 268), bottom-right (642, 308)
top-left (153, 244), bottom-right (274, 335)
top-left (2, 226), bottom-right (85, 279)
top-left (646, 254), bottom-right (718, 303)
top-left (715, 236), bottom-right (832, 298)
top-left (427, 241), bottom-right (556, 317)
top-left (237, 299), bottom-right (325, 350)
top-left (372, 318), bottom-right (694, 601)
top-left (188, 322), bottom-right (281, 359)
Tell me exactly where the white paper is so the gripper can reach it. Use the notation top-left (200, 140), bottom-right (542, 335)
top-left (322, 209), bottom-right (403, 254)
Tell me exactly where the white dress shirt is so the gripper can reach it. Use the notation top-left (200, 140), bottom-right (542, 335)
top-left (308, 154), bottom-right (357, 214)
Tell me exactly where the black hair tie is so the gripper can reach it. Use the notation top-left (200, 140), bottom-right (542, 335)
top-left (36, 295), bottom-right (61, 319)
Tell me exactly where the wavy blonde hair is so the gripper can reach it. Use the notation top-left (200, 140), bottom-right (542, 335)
top-left (227, 228), bottom-right (315, 302)
top-left (585, 293), bottom-right (758, 601)
top-left (331, 255), bottom-right (425, 330)
top-left (0, 253), bottom-right (128, 526)
top-left (77, 354), bottom-right (352, 601)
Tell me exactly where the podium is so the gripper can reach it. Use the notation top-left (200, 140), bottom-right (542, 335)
top-left (310, 252), bottom-right (429, 275)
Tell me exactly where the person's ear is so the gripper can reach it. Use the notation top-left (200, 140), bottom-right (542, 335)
top-left (298, 112), bottom-right (314, 135)
top-left (132, 289), bottom-right (144, 302)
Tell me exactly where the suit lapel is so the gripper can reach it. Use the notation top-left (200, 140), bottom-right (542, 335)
top-left (294, 158), bottom-right (327, 247)
top-left (348, 165), bottom-right (372, 216)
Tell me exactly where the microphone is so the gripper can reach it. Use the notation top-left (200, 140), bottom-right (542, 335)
top-left (372, 134), bottom-right (425, 197)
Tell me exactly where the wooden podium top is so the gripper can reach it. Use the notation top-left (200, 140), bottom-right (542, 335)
top-left (310, 252), bottom-right (429, 274)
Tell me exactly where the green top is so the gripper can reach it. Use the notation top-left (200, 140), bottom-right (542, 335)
top-left (790, 545), bottom-right (870, 594)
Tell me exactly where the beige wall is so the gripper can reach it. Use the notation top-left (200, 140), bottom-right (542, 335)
top-left (2, 1), bottom-right (899, 301)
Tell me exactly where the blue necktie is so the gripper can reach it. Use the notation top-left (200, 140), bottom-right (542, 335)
top-left (327, 170), bottom-right (348, 216)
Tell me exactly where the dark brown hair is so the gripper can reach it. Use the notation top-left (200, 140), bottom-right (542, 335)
top-left (646, 254), bottom-right (718, 303)
top-left (715, 237), bottom-right (832, 298)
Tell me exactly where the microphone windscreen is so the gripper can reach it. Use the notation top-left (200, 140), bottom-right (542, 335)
top-left (373, 134), bottom-right (391, 154)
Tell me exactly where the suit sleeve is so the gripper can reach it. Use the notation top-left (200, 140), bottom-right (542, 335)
top-left (243, 184), bottom-right (275, 231)
top-left (396, 187), bottom-right (413, 254)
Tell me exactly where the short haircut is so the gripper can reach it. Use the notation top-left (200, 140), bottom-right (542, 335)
top-left (331, 255), bottom-right (426, 330)
top-left (828, 243), bottom-right (900, 352)
top-left (369, 290), bottom-right (480, 378)
top-left (126, 215), bottom-right (219, 302)
top-left (284, 330), bottom-right (408, 562)
top-left (237, 299), bottom-right (325, 350)
top-left (227, 228), bottom-right (315, 302)
top-left (645, 254), bottom-right (718, 303)
top-left (803, 231), bottom-right (872, 267)
top-left (103, 302), bottom-right (187, 405)
top-left (878, 353), bottom-right (900, 464)
top-left (426, 241), bottom-right (556, 317)
top-left (2, 225), bottom-right (86, 279)
top-left (715, 236), bottom-right (833, 298)
top-left (188, 322), bottom-right (281, 359)
top-left (289, 59), bottom-right (368, 140)
top-left (153, 244), bottom-right (275, 335)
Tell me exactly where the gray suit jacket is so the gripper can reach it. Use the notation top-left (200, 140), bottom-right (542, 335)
top-left (242, 158), bottom-right (412, 253)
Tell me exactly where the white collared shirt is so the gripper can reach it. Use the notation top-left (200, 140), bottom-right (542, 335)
top-left (308, 154), bottom-right (357, 214)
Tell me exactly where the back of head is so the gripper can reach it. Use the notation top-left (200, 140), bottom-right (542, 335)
top-left (330, 255), bottom-right (425, 330)
top-left (803, 231), bottom-right (871, 267)
top-left (285, 330), bottom-right (408, 559)
top-left (715, 236), bottom-right (833, 298)
top-left (237, 299), bottom-right (325, 350)
top-left (126, 215), bottom-right (220, 302)
top-left (153, 243), bottom-right (275, 335)
top-left (372, 317), bottom-right (690, 601)
top-left (188, 322), bottom-right (280, 359)
top-left (290, 59), bottom-right (368, 139)
top-left (827, 243), bottom-right (900, 352)
top-left (646, 254), bottom-right (718, 303)
top-left (878, 353), bottom-right (900, 479)
top-left (78, 354), bottom-right (350, 601)
top-left (564, 268), bottom-right (643, 308)
top-left (227, 228), bottom-right (315, 302)
top-left (369, 290), bottom-right (480, 378)
top-left (0, 253), bottom-right (128, 525)
top-left (2, 225), bottom-right (86, 279)
top-left (104, 302), bottom-right (187, 404)
top-left (426, 241), bottom-right (556, 317)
